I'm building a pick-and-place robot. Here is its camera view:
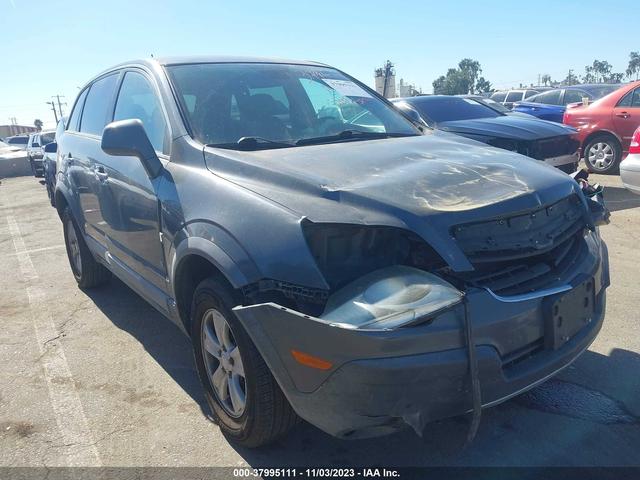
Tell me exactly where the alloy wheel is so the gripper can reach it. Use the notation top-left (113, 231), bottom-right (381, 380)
top-left (587, 142), bottom-right (615, 170)
top-left (201, 308), bottom-right (246, 418)
top-left (66, 219), bottom-right (82, 275)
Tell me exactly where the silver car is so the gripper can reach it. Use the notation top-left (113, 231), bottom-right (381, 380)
top-left (620, 126), bottom-right (640, 195)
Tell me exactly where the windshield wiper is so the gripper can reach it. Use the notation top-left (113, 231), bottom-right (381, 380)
top-left (207, 136), bottom-right (296, 151)
top-left (296, 130), bottom-right (416, 146)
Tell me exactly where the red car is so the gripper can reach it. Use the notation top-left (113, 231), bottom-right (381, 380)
top-left (563, 80), bottom-right (640, 173)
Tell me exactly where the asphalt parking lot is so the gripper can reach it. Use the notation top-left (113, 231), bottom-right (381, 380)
top-left (1, 173), bottom-right (639, 468)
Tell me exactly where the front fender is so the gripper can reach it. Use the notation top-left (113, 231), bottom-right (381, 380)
top-left (169, 221), bottom-right (262, 290)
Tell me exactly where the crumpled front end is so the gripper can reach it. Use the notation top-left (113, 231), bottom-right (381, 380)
top-left (233, 223), bottom-right (609, 438)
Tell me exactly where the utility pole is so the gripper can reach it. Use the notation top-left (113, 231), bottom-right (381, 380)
top-left (52, 95), bottom-right (67, 118)
top-left (46, 101), bottom-right (59, 123)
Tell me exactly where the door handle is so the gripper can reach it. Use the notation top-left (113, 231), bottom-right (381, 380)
top-left (94, 165), bottom-right (109, 181)
top-left (616, 111), bottom-right (631, 119)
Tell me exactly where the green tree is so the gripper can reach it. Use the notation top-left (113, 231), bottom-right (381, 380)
top-left (432, 59), bottom-right (487, 95)
top-left (34, 119), bottom-right (43, 131)
top-left (582, 60), bottom-right (623, 83)
top-left (458, 58), bottom-right (482, 94)
top-left (475, 77), bottom-right (492, 93)
top-left (432, 68), bottom-right (471, 95)
top-left (562, 69), bottom-right (580, 86)
top-left (627, 51), bottom-right (640, 80)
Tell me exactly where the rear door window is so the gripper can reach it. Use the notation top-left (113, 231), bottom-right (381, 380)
top-left (80, 74), bottom-right (119, 136)
top-left (506, 91), bottom-right (523, 103)
top-left (531, 90), bottom-right (562, 105)
top-left (491, 92), bottom-right (506, 102)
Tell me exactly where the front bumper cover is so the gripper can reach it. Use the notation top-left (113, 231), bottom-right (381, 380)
top-left (233, 233), bottom-right (609, 439)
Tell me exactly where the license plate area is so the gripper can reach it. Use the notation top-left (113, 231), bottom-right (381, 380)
top-left (543, 277), bottom-right (595, 350)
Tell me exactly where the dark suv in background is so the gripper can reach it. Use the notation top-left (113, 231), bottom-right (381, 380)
top-left (55, 57), bottom-right (609, 447)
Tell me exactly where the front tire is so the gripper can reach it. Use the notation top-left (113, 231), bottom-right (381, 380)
top-left (62, 207), bottom-right (111, 288)
top-left (584, 135), bottom-right (621, 174)
top-left (191, 277), bottom-right (298, 447)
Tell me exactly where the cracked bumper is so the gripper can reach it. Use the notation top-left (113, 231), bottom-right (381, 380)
top-left (233, 235), bottom-right (609, 439)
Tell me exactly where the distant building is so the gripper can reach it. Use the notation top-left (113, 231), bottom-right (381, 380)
top-left (0, 125), bottom-right (37, 139)
top-left (398, 78), bottom-right (421, 97)
top-left (375, 61), bottom-right (397, 98)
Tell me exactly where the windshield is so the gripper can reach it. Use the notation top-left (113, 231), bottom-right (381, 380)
top-left (166, 63), bottom-right (419, 148)
top-left (406, 97), bottom-right (502, 123)
top-left (478, 98), bottom-right (511, 113)
top-left (40, 132), bottom-right (55, 145)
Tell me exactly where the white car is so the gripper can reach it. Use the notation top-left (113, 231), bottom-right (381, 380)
top-left (620, 126), bottom-right (640, 195)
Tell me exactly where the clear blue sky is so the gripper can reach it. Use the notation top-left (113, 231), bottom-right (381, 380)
top-left (1, 0), bottom-right (637, 129)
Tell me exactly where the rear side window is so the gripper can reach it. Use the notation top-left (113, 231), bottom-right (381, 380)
top-left (113, 71), bottom-right (168, 154)
top-left (531, 90), bottom-right (562, 105)
top-left (80, 74), bottom-right (119, 136)
top-left (491, 92), bottom-right (506, 102)
top-left (68, 88), bottom-right (88, 132)
top-left (506, 91), bottom-right (523, 102)
top-left (563, 90), bottom-right (587, 104)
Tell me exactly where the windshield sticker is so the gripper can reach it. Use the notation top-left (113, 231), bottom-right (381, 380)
top-left (322, 79), bottom-right (372, 98)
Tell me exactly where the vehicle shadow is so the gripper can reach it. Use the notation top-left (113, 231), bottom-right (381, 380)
top-left (604, 185), bottom-right (640, 212)
top-left (232, 348), bottom-right (640, 467)
top-left (83, 276), bottom-right (640, 467)
top-left (81, 276), bottom-right (210, 416)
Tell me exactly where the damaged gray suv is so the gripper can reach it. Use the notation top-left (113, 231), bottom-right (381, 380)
top-left (55, 57), bottom-right (610, 447)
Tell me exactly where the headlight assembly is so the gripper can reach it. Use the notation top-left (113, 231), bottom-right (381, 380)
top-left (320, 265), bottom-right (463, 330)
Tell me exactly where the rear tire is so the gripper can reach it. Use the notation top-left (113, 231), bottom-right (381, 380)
top-left (584, 134), bottom-right (621, 174)
top-left (191, 276), bottom-right (298, 447)
top-left (62, 207), bottom-right (111, 288)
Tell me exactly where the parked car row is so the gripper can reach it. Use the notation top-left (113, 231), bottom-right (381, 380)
top-left (513, 84), bottom-right (621, 123)
top-left (437, 81), bottom-right (640, 178)
top-left (563, 80), bottom-right (640, 174)
top-left (489, 89), bottom-right (539, 109)
top-left (392, 95), bottom-right (579, 172)
top-left (46, 56), bottom-right (610, 448)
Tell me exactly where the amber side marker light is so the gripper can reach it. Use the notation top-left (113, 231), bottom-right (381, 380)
top-left (291, 350), bottom-right (333, 370)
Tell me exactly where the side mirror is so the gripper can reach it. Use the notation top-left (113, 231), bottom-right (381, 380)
top-left (101, 119), bottom-right (162, 178)
top-left (44, 142), bottom-right (57, 153)
top-left (396, 103), bottom-right (428, 127)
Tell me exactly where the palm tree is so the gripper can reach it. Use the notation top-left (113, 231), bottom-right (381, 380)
top-left (541, 74), bottom-right (552, 86)
top-left (34, 119), bottom-right (43, 131)
top-left (627, 52), bottom-right (640, 81)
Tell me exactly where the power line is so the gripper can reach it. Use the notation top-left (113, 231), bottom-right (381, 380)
top-left (46, 101), bottom-right (58, 123)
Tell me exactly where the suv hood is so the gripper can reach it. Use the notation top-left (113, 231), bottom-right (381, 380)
top-left (438, 115), bottom-right (576, 141)
top-left (204, 130), bottom-right (584, 271)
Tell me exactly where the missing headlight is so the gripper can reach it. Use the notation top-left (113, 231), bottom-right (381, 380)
top-left (302, 221), bottom-right (446, 291)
